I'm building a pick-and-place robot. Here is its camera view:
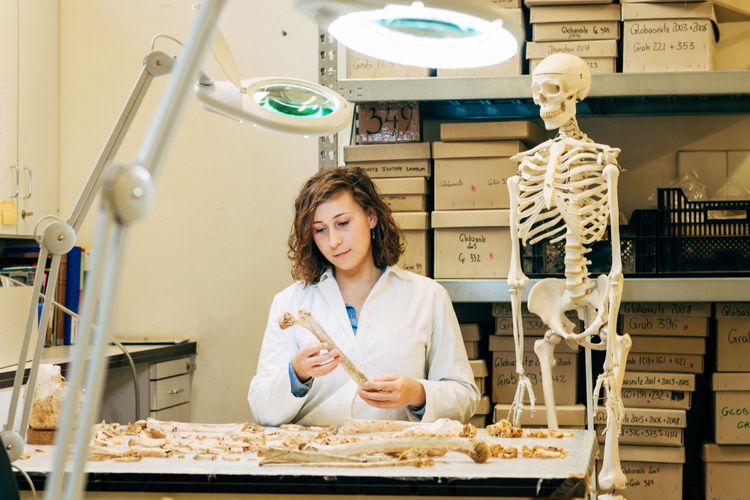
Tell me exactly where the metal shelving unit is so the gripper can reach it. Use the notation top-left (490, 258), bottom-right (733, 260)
top-left (332, 70), bottom-right (750, 102)
top-left (438, 278), bottom-right (750, 303)
top-left (319, 33), bottom-right (750, 302)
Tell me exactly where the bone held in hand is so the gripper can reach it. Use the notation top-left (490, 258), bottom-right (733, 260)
top-left (279, 309), bottom-right (368, 387)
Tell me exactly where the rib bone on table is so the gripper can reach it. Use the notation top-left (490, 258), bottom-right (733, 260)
top-left (279, 309), bottom-right (368, 387)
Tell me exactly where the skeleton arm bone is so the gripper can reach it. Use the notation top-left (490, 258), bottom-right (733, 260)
top-left (279, 309), bottom-right (368, 387)
top-left (507, 176), bottom-right (535, 426)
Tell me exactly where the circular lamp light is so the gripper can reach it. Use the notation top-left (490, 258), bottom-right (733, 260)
top-left (195, 77), bottom-right (352, 135)
top-left (324, 1), bottom-right (518, 69)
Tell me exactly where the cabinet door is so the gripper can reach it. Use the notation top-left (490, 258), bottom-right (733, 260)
top-left (0, 0), bottom-right (19, 235)
top-left (16, 0), bottom-right (58, 236)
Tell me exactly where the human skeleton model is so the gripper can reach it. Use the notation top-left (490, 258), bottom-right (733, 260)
top-left (505, 54), bottom-right (631, 499)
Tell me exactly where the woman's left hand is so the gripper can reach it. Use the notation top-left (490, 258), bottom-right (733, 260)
top-left (358, 375), bottom-right (426, 409)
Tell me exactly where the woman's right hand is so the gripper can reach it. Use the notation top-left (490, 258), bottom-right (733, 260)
top-left (291, 342), bottom-right (340, 382)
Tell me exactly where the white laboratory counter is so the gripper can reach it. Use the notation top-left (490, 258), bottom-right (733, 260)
top-left (13, 429), bottom-right (596, 498)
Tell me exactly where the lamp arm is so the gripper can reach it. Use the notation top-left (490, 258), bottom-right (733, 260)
top-left (43, 2), bottom-right (228, 499)
top-left (0, 50), bottom-right (175, 465)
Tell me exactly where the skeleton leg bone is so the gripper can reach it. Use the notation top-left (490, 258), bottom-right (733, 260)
top-left (279, 309), bottom-right (368, 387)
top-left (534, 333), bottom-right (562, 430)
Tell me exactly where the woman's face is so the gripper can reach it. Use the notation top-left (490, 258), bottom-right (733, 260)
top-left (312, 189), bottom-right (377, 276)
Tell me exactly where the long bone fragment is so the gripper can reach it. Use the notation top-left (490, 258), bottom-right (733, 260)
top-left (304, 437), bottom-right (490, 463)
top-left (260, 448), bottom-right (434, 467)
top-left (341, 418), bottom-right (474, 438)
top-left (279, 309), bottom-right (368, 387)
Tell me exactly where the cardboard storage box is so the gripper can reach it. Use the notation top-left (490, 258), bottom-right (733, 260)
top-left (474, 376), bottom-right (486, 394)
top-left (438, 9), bottom-right (525, 77)
top-left (477, 395), bottom-right (491, 415)
top-left (373, 177), bottom-right (430, 212)
top-left (460, 323), bottom-right (481, 342)
top-left (495, 314), bottom-right (549, 336)
top-left (595, 407), bottom-right (686, 446)
top-left (343, 142), bottom-right (431, 178)
top-left (713, 373), bottom-right (750, 444)
top-left (594, 407), bottom-right (686, 429)
top-left (440, 121), bottom-right (547, 146)
top-left (494, 310), bottom-right (580, 335)
top-left (526, 0), bottom-right (614, 4)
top-left (392, 212), bottom-right (430, 276)
top-left (530, 4), bottom-right (620, 42)
top-left (703, 443), bottom-right (750, 500)
top-left (596, 423), bottom-right (683, 446)
top-left (493, 403), bottom-right (585, 427)
top-left (597, 445), bottom-right (685, 500)
top-left (465, 340), bottom-right (480, 359)
top-left (432, 141), bottom-right (523, 210)
top-left (344, 46), bottom-right (430, 79)
top-left (619, 313), bottom-right (708, 337)
top-left (432, 209), bottom-right (511, 279)
top-left (470, 359), bottom-right (489, 379)
top-left (527, 40), bottom-right (617, 74)
top-left (621, 371), bottom-right (694, 410)
top-left (629, 336), bottom-right (705, 355)
top-left (622, 2), bottom-right (719, 73)
top-left (627, 351), bottom-right (704, 374)
top-left (621, 388), bottom-right (691, 411)
top-left (714, 302), bottom-right (750, 372)
top-left (470, 396), bottom-right (493, 428)
top-left (490, 335), bottom-right (578, 405)
top-left (620, 301), bottom-right (711, 317)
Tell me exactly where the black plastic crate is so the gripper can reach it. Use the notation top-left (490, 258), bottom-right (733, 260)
top-left (520, 209), bottom-right (657, 277)
top-left (657, 187), bottom-right (750, 275)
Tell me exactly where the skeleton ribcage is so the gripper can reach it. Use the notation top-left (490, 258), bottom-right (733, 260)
top-left (516, 146), bottom-right (610, 246)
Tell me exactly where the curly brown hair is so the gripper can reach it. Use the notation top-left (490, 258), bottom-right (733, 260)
top-left (288, 166), bottom-right (404, 285)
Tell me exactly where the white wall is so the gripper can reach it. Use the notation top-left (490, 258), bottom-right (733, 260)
top-left (59, 0), bottom-right (320, 422)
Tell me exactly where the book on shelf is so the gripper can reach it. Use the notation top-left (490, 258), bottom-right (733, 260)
top-left (0, 244), bottom-right (85, 346)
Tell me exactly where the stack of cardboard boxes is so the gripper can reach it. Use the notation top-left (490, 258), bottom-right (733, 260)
top-left (489, 302), bottom-right (585, 428)
top-left (526, 0), bottom-right (620, 74)
top-left (621, 1), bottom-right (719, 72)
top-left (343, 143), bottom-right (432, 276)
top-left (704, 302), bottom-right (750, 499)
top-left (431, 121), bottom-right (545, 280)
top-left (461, 323), bottom-right (492, 428)
top-left (599, 301), bottom-right (711, 499)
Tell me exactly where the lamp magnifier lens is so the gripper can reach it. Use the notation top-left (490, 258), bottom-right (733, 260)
top-left (376, 18), bottom-right (478, 39)
top-left (253, 84), bottom-right (335, 118)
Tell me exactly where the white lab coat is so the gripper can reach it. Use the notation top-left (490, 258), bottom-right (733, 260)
top-left (248, 266), bottom-right (479, 426)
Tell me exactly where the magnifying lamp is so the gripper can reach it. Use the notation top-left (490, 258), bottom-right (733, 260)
top-left (296, 0), bottom-right (521, 68)
top-left (195, 76), bottom-right (351, 134)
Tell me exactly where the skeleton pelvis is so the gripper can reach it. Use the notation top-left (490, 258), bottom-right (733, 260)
top-left (527, 278), bottom-right (576, 336)
top-left (527, 276), bottom-right (609, 337)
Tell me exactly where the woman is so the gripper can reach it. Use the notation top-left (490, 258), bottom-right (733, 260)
top-left (248, 166), bottom-right (479, 426)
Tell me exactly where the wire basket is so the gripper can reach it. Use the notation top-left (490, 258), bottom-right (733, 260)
top-left (657, 187), bottom-right (750, 275)
top-left (521, 209), bottom-right (657, 277)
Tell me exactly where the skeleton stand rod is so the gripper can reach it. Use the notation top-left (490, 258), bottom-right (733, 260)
top-left (279, 309), bottom-right (368, 387)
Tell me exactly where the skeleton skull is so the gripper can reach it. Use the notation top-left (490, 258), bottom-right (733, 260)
top-left (531, 54), bottom-right (591, 130)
